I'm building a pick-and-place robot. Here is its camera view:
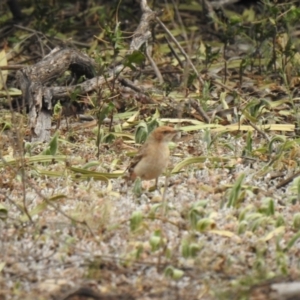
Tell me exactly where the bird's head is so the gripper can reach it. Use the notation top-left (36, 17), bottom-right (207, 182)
top-left (149, 126), bottom-right (179, 143)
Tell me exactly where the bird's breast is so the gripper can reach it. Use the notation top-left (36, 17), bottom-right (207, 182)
top-left (134, 144), bottom-right (170, 180)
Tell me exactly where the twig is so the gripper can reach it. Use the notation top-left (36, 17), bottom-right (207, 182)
top-left (211, 78), bottom-right (241, 94)
top-left (145, 43), bottom-right (164, 84)
top-left (14, 24), bottom-right (52, 53)
top-left (14, 24), bottom-right (90, 48)
top-left (171, 0), bottom-right (189, 45)
top-left (118, 77), bottom-right (156, 104)
top-left (0, 65), bottom-right (24, 70)
top-left (189, 98), bottom-right (210, 123)
top-left (156, 17), bottom-right (204, 85)
top-left (248, 120), bottom-right (271, 142)
top-left (164, 36), bottom-right (184, 68)
top-left (162, 174), bottom-right (170, 216)
top-left (276, 171), bottom-right (300, 189)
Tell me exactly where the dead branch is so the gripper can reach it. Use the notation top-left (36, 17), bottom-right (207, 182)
top-left (276, 171), bottom-right (300, 189)
top-left (130, 0), bottom-right (161, 52)
top-left (16, 47), bottom-right (97, 142)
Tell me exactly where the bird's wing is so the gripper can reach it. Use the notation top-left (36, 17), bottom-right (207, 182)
top-left (127, 141), bottom-right (150, 175)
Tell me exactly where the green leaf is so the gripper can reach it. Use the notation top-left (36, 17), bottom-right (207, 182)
top-left (243, 130), bottom-right (253, 155)
top-left (150, 235), bottom-right (161, 252)
top-left (41, 132), bottom-right (59, 156)
top-left (267, 198), bottom-right (275, 215)
top-left (238, 220), bottom-right (248, 234)
top-left (69, 167), bottom-right (122, 180)
top-left (238, 205), bottom-right (254, 221)
top-left (227, 173), bottom-right (245, 208)
top-left (123, 51), bottom-right (145, 70)
top-left (147, 118), bottom-right (160, 134)
top-left (48, 194), bottom-right (67, 201)
top-left (172, 268), bottom-right (184, 280)
top-left (53, 100), bottom-right (62, 116)
top-left (276, 215), bottom-right (285, 227)
top-left (196, 218), bottom-right (215, 232)
top-left (182, 240), bottom-right (201, 258)
top-left (135, 122), bottom-right (148, 144)
top-left (132, 177), bottom-right (142, 196)
top-left (150, 230), bottom-right (162, 252)
top-left (0, 155), bottom-right (72, 168)
top-left (149, 203), bottom-right (163, 218)
top-left (82, 161), bottom-right (100, 169)
top-left (188, 201), bottom-right (208, 228)
top-left (97, 102), bottom-right (115, 124)
top-left (172, 156), bottom-right (230, 173)
top-left (181, 240), bottom-right (189, 258)
top-left (49, 132), bottom-right (59, 155)
top-left (164, 266), bottom-right (184, 280)
top-left (0, 204), bottom-right (8, 220)
top-left (130, 211), bottom-right (143, 232)
top-left (286, 230), bottom-right (300, 251)
top-left (1, 121), bottom-right (11, 131)
top-left (293, 213), bottom-right (300, 230)
top-left (269, 17), bottom-right (276, 25)
top-left (188, 243), bottom-right (201, 257)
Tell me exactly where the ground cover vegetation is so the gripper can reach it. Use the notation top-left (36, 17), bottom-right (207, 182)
top-left (1, 0), bottom-right (300, 299)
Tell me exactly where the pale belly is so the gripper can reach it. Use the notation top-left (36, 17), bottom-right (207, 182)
top-left (134, 146), bottom-right (170, 180)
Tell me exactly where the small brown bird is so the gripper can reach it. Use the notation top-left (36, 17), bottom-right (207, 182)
top-left (127, 126), bottom-right (178, 187)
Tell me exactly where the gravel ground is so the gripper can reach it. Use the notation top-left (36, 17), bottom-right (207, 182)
top-left (1, 129), bottom-right (300, 300)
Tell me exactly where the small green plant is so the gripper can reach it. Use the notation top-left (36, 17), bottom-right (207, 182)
top-left (198, 81), bottom-right (211, 110)
top-left (164, 265), bottom-right (184, 280)
top-left (258, 198), bottom-right (275, 216)
top-left (42, 131), bottom-right (59, 155)
top-left (293, 213), bottom-right (300, 230)
top-left (227, 173), bottom-right (245, 208)
top-left (204, 43), bottom-right (220, 70)
top-left (130, 210), bottom-right (143, 232)
top-left (149, 230), bottom-right (164, 252)
top-left (95, 101), bottom-right (115, 158)
top-left (181, 237), bottom-right (202, 259)
top-left (285, 230), bottom-right (300, 251)
top-left (0, 204), bottom-right (8, 221)
top-left (188, 200), bottom-right (208, 229)
top-left (196, 218), bottom-right (216, 232)
top-left (132, 177), bottom-right (143, 197)
top-left (242, 131), bottom-right (253, 157)
top-left (135, 117), bottom-right (160, 144)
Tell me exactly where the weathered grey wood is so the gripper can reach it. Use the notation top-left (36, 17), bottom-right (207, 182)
top-left (16, 47), bottom-right (97, 142)
top-left (250, 281), bottom-right (300, 300)
top-left (272, 282), bottom-right (300, 300)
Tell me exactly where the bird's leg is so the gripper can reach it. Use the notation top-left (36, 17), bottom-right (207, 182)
top-left (147, 179), bottom-right (158, 192)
